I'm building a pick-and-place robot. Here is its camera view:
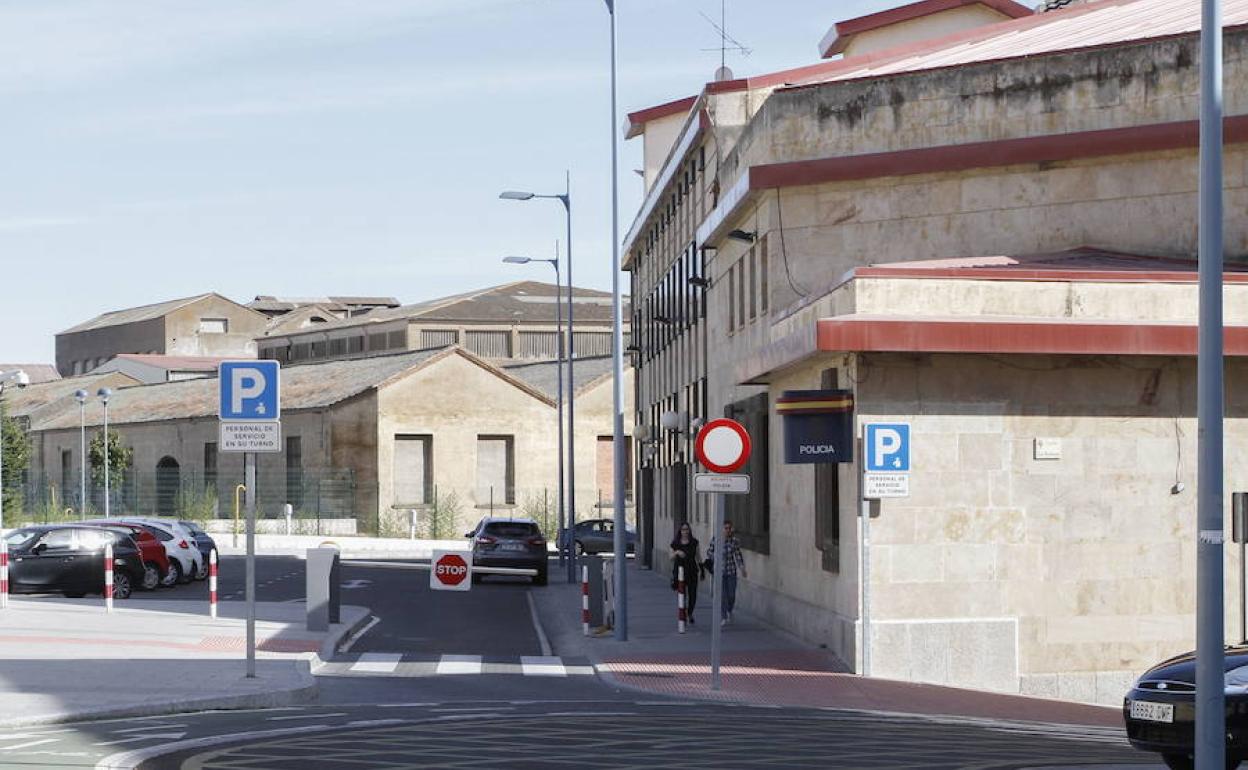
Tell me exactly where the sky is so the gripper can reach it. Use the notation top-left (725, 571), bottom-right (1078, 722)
top-left (0, 0), bottom-right (892, 365)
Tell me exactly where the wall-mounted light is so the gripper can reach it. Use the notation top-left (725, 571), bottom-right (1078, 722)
top-left (660, 410), bottom-right (687, 433)
top-left (688, 276), bottom-right (711, 289)
top-left (727, 229), bottom-right (757, 243)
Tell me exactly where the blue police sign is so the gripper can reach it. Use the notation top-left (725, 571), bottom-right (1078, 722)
top-left (865, 423), bottom-right (910, 472)
top-left (219, 361), bottom-right (280, 421)
top-left (777, 390), bottom-right (854, 464)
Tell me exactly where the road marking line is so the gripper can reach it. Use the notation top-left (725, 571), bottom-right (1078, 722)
top-left (338, 615), bottom-right (380, 655)
top-left (267, 713), bottom-right (347, 722)
top-left (526, 590), bottom-right (553, 657)
top-left (111, 725), bottom-right (187, 734)
top-left (2, 738), bottom-right (58, 751)
top-left (436, 654), bottom-right (483, 675)
top-left (520, 656), bottom-right (567, 677)
top-left (350, 652), bottom-right (402, 673)
top-left (92, 732), bottom-right (186, 747)
top-left (375, 702), bottom-right (439, 708)
top-left (95, 724), bottom-right (334, 770)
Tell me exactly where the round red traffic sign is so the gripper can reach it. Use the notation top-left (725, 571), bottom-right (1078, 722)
top-left (695, 418), bottom-right (751, 474)
top-left (433, 553), bottom-right (470, 586)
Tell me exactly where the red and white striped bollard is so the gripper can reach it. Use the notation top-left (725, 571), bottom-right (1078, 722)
top-left (209, 548), bottom-right (218, 619)
top-left (104, 542), bottom-right (114, 613)
top-left (677, 565), bottom-right (686, 634)
top-left (581, 564), bottom-right (590, 636)
top-left (1, 549), bottom-right (8, 609)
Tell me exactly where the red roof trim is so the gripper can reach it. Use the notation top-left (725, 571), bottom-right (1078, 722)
top-left (750, 115), bottom-right (1248, 190)
top-left (816, 317), bottom-right (1248, 356)
top-left (820, 0), bottom-right (1034, 59)
top-left (855, 267), bottom-right (1248, 284)
top-left (625, 96), bottom-right (698, 140)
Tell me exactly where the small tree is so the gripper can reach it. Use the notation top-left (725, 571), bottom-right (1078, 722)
top-left (0, 408), bottom-right (30, 516)
top-left (89, 429), bottom-right (133, 509)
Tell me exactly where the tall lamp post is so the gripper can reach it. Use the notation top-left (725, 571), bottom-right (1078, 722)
top-left (603, 0), bottom-right (628, 641)
top-left (504, 255), bottom-right (566, 567)
top-left (98, 388), bottom-right (112, 517)
top-left (0, 370), bottom-right (30, 531)
top-left (501, 178), bottom-right (577, 584)
top-left (74, 390), bottom-right (87, 517)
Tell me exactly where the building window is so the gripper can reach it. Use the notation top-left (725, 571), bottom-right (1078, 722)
top-left (748, 246), bottom-right (757, 321)
top-left (199, 318), bottom-right (228, 334)
top-left (329, 338), bottom-right (347, 357)
top-left (476, 435), bottom-right (515, 506)
top-left (348, 336), bottom-right (364, 354)
top-left (724, 393), bottom-right (770, 554)
top-left (203, 442), bottom-right (218, 497)
top-left (759, 234), bottom-right (769, 314)
top-left (596, 435), bottom-right (633, 505)
top-left (393, 434), bottom-right (433, 506)
top-left (368, 332), bottom-right (387, 351)
top-left (815, 369), bottom-right (841, 572)
top-left (387, 330), bottom-right (407, 350)
top-left (737, 259), bottom-right (746, 330)
top-left (727, 264), bottom-right (736, 331)
top-left (72, 361), bottom-right (83, 375)
top-left (286, 436), bottom-right (303, 509)
top-left (61, 450), bottom-right (74, 508)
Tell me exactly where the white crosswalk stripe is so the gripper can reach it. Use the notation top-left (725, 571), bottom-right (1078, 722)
top-left (520, 656), bottom-right (567, 677)
top-left (350, 652), bottom-right (402, 673)
top-left (436, 654), bottom-right (483, 675)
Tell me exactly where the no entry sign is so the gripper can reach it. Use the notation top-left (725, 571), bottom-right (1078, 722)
top-left (695, 418), bottom-right (751, 474)
top-left (430, 550), bottom-right (473, 592)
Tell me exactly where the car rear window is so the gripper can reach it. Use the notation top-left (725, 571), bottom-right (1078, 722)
top-left (483, 522), bottom-right (540, 538)
top-left (144, 526), bottom-right (174, 542)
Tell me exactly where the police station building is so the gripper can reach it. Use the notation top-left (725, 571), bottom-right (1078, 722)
top-left (626, 0), bottom-right (1248, 705)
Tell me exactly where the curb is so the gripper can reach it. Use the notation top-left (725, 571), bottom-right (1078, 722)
top-left (0, 608), bottom-right (374, 729)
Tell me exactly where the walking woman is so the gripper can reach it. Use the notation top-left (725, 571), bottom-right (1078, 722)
top-left (670, 522), bottom-right (703, 624)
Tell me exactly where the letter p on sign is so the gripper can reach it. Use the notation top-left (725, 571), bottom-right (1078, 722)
top-left (866, 423), bottom-right (910, 472)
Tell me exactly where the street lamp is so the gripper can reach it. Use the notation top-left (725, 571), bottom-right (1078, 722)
top-left (503, 255), bottom-right (567, 568)
top-left (0, 369), bottom-right (30, 531)
top-left (74, 389), bottom-right (88, 517)
top-left (604, 0), bottom-right (629, 640)
top-left (97, 387), bottom-right (112, 517)
top-left (500, 175), bottom-right (577, 584)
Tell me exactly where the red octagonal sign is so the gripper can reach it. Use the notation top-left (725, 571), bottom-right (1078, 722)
top-left (434, 553), bottom-right (469, 587)
top-left (695, 418), bottom-right (751, 474)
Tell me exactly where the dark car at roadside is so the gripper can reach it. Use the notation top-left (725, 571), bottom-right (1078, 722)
top-left (2, 524), bottom-right (145, 599)
top-left (559, 518), bottom-right (636, 556)
top-left (466, 517), bottom-right (548, 585)
top-left (1124, 645), bottom-right (1248, 769)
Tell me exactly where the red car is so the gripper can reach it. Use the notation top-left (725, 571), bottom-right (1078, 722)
top-left (86, 522), bottom-right (172, 590)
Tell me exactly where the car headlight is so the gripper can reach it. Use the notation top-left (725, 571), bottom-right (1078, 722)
top-left (1226, 665), bottom-right (1248, 694)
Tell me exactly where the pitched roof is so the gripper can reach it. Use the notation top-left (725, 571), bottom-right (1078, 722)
top-left (108, 354), bottom-right (232, 371)
top-left (0, 364), bottom-right (60, 384)
top-left (502, 355), bottom-right (619, 399)
top-left (58, 293), bottom-right (248, 335)
top-left (1, 373), bottom-right (138, 421)
top-left (818, 0), bottom-right (1034, 59)
top-left (248, 296), bottom-right (400, 314)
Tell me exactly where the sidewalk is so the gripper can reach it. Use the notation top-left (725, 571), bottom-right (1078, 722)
top-left (533, 559), bottom-right (1123, 729)
top-left (0, 597), bottom-right (368, 727)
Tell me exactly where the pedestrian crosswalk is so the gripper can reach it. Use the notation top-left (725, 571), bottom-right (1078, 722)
top-left (323, 653), bottom-right (596, 679)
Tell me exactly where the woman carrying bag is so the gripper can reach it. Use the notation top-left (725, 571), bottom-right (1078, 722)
top-left (670, 522), bottom-right (704, 625)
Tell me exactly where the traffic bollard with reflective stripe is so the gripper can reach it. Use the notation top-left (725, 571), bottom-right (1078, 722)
top-left (209, 548), bottom-right (218, 619)
top-left (581, 564), bottom-right (590, 636)
top-left (103, 541), bottom-right (114, 611)
top-left (0, 550), bottom-right (8, 609)
top-left (678, 565), bottom-right (686, 634)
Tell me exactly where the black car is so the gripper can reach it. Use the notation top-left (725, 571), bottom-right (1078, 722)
top-left (466, 517), bottom-right (548, 585)
top-left (559, 518), bottom-right (637, 556)
top-left (1125, 646), bottom-right (1248, 769)
top-left (3, 524), bottom-right (145, 599)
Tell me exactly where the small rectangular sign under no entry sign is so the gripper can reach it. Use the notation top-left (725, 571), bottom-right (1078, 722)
top-left (694, 473), bottom-right (750, 494)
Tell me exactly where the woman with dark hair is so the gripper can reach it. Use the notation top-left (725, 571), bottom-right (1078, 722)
top-left (670, 522), bottom-right (703, 624)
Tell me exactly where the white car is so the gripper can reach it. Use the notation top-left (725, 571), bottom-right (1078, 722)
top-left (120, 517), bottom-right (204, 584)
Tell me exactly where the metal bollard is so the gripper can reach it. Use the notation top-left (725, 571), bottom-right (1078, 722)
top-left (209, 549), bottom-right (218, 619)
top-left (678, 565), bottom-right (686, 634)
top-left (104, 542), bottom-right (114, 613)
top-left (581, 564), bottom-right (590, 636)
top-left (0, 550), bottom-right (8, 609)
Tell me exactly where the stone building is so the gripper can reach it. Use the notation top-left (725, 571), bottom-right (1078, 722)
top-left (625, 0), bottom-right (1248, 704)
top-left (56, 293), bottom-right (268, 377)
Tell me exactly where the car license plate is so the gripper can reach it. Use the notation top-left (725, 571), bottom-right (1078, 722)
top-left (1130, 700), bottom-right (1174, 723)
top-left (501, 544), bottom-right (526, 551)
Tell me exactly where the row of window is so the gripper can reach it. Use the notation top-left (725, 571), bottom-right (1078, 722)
top-left (727, 236), bottom-right (770, 333)
top-left (260, 328), bottom-right (618, 364)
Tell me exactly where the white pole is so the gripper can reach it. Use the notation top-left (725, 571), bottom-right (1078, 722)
top-left (209, 548), bottom-right (218, 619)
top-left (711, 493), bottom-right (724, 689)
top-left (104, 542), bottom-right (114, 613)
top-left (245, 452), bottom-right (256, 678)
top-left (0, 549), bottom-right (8, 610)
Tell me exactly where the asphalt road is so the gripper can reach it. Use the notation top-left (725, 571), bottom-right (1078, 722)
top-left (0, 555), bottom-right (1163, 769)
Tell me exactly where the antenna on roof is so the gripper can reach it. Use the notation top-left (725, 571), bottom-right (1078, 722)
top-left (699, 0), bottom-right (750, 81)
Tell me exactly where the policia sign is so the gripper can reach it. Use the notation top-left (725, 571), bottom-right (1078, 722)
top-left (776, 390), bottom-right (854, 464)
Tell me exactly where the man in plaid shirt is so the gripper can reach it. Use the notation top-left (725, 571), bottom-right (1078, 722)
top-left (706, 520), bottom-right (748, 627)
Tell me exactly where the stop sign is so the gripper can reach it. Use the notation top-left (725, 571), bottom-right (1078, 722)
top-left (430, 551), bottom-right (473, 592)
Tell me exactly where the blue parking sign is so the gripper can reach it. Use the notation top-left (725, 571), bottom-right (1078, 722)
top-left (865, 423), bottom-right (909, 472)
top-left (219, 361), bottom-right (280, 421)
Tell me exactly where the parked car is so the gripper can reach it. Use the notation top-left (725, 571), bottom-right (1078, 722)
top-left (119, 517), bottom-right (202, 584)
top-left (1124, 646), bottom-right (1248, 769)
top-left (560, 518), bottom-right (636, 556)
top-left (466, 517), bottom-right (548, 585)
top-left (83, 521), bottom-right (172, 590)
top-left (2, 524), bottom-right (144, 599)
top-left (176, 519), bottom-right (217, 578)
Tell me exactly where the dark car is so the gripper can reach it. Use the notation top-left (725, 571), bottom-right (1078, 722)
top-left (466, 517), bottom-right (548, 585)
top-left (560, 518), bottom-right (636, 556)
top-left (177, 519), bottom-right (217, 578)
top-left (1124, 646), bottom-right (1248, 769)
top-left (3, 524), bottom-right (145, 599)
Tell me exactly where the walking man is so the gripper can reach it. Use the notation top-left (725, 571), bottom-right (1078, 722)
top-left (706, 520), bottom-right (747, 627)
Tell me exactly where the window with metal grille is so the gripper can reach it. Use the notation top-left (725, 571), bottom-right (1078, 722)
top-left (465, 330), bottom-right (511, 358)
top-left (393, 434), bottom-right (432, 506)
top-left (421, 329), bottom-right (458, 349)
top-left (476, 435), bottom-right (514, 506)
top-left (724, 393), bottom-right (770, 554)
top-left (518, 331), bottom-right (558, 359)
top-left (387, 330), bottom-right (407, 350)
top-left (368, 333), bottom-right (387, 351)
